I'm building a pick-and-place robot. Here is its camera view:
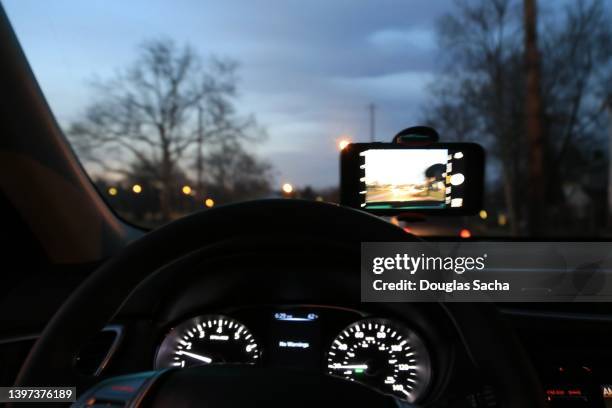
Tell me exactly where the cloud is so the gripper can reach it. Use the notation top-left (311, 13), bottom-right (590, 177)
top-left (4, 0), bottom-right (455, 188)
top-left (367, 28), bottom-right (436, 52)
top-left (332, 71), bottom-right (435, 101)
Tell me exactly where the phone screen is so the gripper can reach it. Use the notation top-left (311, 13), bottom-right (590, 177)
top-left (340, 142), bottom-right (484, 215)
top-left (361, 148), bottom-right (466, 210)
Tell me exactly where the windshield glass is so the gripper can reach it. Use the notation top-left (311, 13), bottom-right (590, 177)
top-left (3, 0), bottom-right (612, 236)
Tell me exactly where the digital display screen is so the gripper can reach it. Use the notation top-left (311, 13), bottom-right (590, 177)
top-left (360, 148), bottom-right (467, 211)
top-left (267, 311), bottom-right (321, 369)
top-left (545, 387), bottom-right (590, 406)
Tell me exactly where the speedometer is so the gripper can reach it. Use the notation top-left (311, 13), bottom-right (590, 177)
top-left (155, 315), bottom-right (261, 369)
top-left (327, 318), bottom-right (431, 402)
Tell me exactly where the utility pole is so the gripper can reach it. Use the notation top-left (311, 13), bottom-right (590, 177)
top-left (196, 105), bottom-right (204, 195)
top-left (606, 96), bottom-right (612, 226)
top-left (368, 103), bottom-right (376, 142)
top-left (524, 0), bottom-right (546, 235)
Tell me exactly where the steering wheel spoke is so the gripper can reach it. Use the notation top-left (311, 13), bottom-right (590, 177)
top-left (74, 367), bottom-right (409, 407)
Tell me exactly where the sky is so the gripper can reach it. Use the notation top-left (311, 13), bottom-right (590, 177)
top-left (364, 149), bottom-right (448, 186)
top-left (0, 0), bottom-right (578, 189)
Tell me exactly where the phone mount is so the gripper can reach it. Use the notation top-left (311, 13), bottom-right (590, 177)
top-left (339, 125), bottom-right (483, 218)
top-left (391, 126), bottom-right (439, 145)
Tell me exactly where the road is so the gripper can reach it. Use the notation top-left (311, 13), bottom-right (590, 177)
top-left (366, 184), bottom-right (444, 203)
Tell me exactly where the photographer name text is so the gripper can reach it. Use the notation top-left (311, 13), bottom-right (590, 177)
top-left (371, 253), bottom-right (510, 293)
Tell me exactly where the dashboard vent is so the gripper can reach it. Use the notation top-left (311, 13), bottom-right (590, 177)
top-left (74, 326), bottom-right (122, 376)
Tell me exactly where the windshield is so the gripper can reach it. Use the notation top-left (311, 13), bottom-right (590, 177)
top-left (3, 0), bottom-right (612, 236)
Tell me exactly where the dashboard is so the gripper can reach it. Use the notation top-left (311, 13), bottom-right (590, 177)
top-left (153, 305), bottom-right (432, 403)
top-left (47, 248), bottom-right (612, 408)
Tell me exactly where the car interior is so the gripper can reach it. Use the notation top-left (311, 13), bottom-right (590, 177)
top-left (1, 1), bottom-right (612, 407)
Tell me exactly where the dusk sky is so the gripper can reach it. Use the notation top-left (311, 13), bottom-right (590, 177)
top-left (2, 0), bottom-right (577, 188)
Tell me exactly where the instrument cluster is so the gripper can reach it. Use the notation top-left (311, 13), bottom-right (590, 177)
top-left (155, 306), bottom-right (432, 403)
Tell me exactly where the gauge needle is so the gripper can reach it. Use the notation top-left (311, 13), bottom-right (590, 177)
top-left (177, 350), bottom-right (212, 364)
top-left (329, 364), bottom-right (368, 370)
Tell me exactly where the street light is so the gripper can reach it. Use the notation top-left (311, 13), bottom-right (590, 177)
top-left (182, 185), bottom-right (192, 195)
top-left (108, 187), bottom-right (118, 196)
top-left (282, 183), bottom-right (293, 194)
top-left (204, 198), bottom-right (215, 208)
top-left (459, 228), bottom-right (472, 239)
top-left (338, 138), bottom-right (351, 151)
top-left (132, 184), bottom-right (142, 194)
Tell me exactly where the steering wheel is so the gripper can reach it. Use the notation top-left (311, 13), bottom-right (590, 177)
top-left (14, 200), bottom-right (546, 407)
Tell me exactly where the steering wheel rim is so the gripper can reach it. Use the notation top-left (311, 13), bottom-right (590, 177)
top-left (14, 199), bottom-right (546, 407)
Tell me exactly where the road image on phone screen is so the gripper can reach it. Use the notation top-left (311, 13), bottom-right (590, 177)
top-left (362, 149), bottom-right (449, 210)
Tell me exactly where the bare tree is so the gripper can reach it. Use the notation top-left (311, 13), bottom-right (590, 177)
top-left (423, 0), bottom-right (612, 235)
top-left (68, 38), bottom-right (269, 219)
top-left (424, 0), bottom-right (526, 234)
top-left (204, 141), bottom-right (274, 203)
top-left (541, 0), bottom-right (612, 165)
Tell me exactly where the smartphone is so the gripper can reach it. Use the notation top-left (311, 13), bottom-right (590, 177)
top-left (340, 142), bottom-right (485, 215)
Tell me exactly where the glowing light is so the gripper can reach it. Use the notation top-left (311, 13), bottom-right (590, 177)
top-left (479, 210), bottom-right (488, 220)
top-left (498, 213), bottom-right (508, 226)
top-left (450, 173), bottom-right (465, 186)
top-left (132, 184), bottom-right (142, 194)
top-left (459, 229), bottom-right (472, 239)
top-left (182, 185), bottom-right (192, 195)
top-left (338, 139), bottom-right (351, 151)
top-left (450, 198), bottom-right (463, 207)
top-left (108, 187), bottom-right (118, 196)
top-left (282, 183), bottom-right (294, 194)
top-left (204, 198), bottom-right (215, 208)
top-left (315, 196), bottom-right (324, 202)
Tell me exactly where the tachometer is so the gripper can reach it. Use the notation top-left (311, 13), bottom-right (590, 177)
top-left (155, 315), bottom-right (260, 369)
top-left (327, 318), bottom-right (431, 402)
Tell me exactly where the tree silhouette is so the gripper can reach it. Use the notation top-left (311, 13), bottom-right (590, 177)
top-left (68, 38), bottom-right (271, 220)
top-left (423, 0), bottom-right (612, 235)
